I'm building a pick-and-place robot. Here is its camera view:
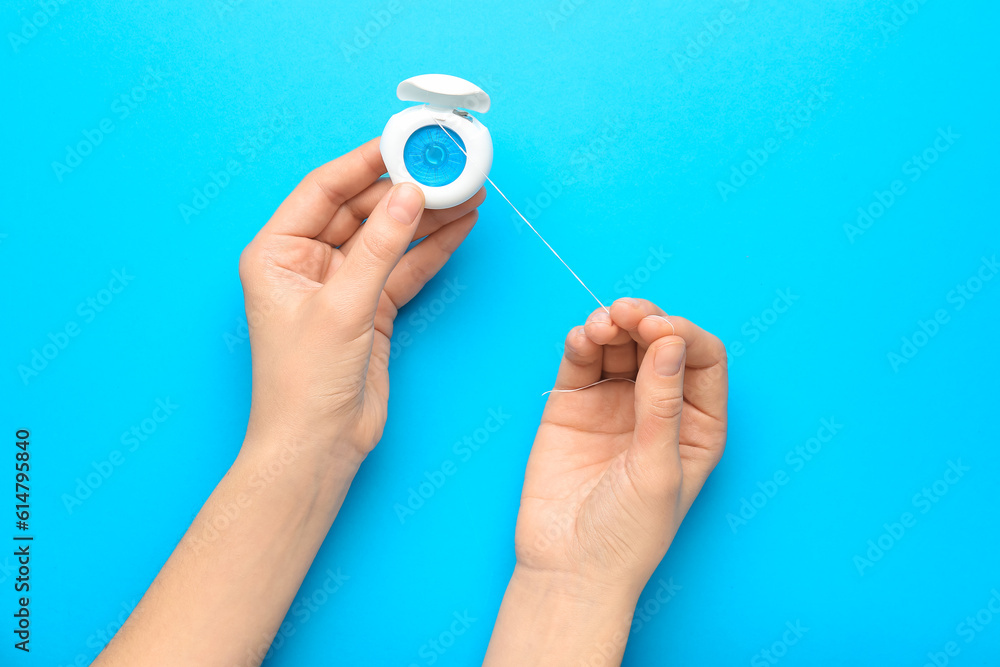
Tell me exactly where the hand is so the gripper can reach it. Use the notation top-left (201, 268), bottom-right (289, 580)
top-left (95, 141), bottom-right (485, 667)
top-left (484, 299), bottom-right (727, 666)
top-left (238, 138), bottom-right (485, 469)
top-left (516, 297), bottom-right (728, 597)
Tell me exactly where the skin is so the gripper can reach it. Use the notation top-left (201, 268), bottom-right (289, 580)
top-left (94, 138), bottom-right (484, 666)
top-left (93, 138), bottom-right (728, 666)
top-left (484, 302), bottom-right (728, 665)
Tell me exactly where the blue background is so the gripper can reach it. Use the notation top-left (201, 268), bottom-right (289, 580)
top-left (4, 0), bottom-right (999, 665)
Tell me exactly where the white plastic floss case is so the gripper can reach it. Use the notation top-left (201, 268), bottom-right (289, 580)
top-left (379, 74), bottom-right (493, 210)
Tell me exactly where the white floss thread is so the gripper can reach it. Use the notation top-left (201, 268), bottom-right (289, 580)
top-left (649, 315), bottom-right (676, 336)
top-left (541, 377), bottom-right (637, 396)
top-left (427, 111), bottom-right (610, 313)
top-left (426, 111), bottom-right (679, 397)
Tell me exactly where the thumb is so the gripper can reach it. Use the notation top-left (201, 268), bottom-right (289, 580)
top-left (329, 182), bottom-right (425, 319)
top-left (630, 336), bottom-right (686, 479)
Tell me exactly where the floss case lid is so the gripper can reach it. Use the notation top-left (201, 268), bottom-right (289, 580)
top-left (396, 74), bottom-right (491, 113)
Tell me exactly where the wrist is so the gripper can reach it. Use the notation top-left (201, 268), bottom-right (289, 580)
top-left (235, 426), bottom-right (364, 511)
top-left (509, 564), bottom-right (642, 608)
top-left (484, 566), bottom-right (640, 667)
top-left (245, 402), bottom-right (368, 461)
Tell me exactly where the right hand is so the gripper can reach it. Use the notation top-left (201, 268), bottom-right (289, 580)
top-left (514, 298), bottom-right (729, 597)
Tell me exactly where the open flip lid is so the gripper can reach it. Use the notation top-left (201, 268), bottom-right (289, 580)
top-left (396, 74), bottom-right (491, 113)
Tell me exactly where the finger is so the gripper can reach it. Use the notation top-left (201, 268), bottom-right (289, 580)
top-left (370, 290), bottom-right (401, 372)
top-left (628, 335), bottom-right (686, 478)
top-left (333, 186), bottom-right (486, 254)
top-left (610, 298), bottom-right (666, 333)
top-left (602, 336), bottom-right (638, 379)
top-left (383, 210), bottom-right (478, 308)
top-left (551, 326), bottom-right (603, 391)
top-left (609, 298), bottom-right (667, 367)
top-left (583, 308), bottom-right (627, 346)
top-left (412, 186), bottom-right (485, 240)
top-left (319, 245), bottom-right (347, 284)
top-left (316, 177), bottom-right (393, 247)
top-left (638, 315), bottom-right (727, 420)
top-left (637, 315), bottom-right (724, 370)
top-left (264, 138), bottom-right (385, 238)
top-left (582, 309), bottom-right (636, 379)
top-left (326, 182), bottom-right (425, 322)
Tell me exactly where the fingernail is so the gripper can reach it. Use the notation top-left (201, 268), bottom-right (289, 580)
top-left (387, 184), bottom-right (423, 225)
top-left (566, 326), bottom-right (586, 352)
top-left (655, 343), bottom-right (684, 376)
top-left (587, 310), bottom-right (611, 325)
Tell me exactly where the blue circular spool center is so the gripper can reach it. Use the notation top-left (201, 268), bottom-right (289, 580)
top-left (425, 145), bottom-right (445, 165)
top-left (403, 125), bottom-right (466, 187)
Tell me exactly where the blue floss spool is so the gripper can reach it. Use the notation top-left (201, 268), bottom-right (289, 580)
top-left (403, 125), bottom-right (467, 187)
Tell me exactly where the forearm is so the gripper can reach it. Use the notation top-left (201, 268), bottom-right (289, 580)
top-left (484, 567), bottom-right (639, 667)
top-left (95, 434), bottom-right (361, 667)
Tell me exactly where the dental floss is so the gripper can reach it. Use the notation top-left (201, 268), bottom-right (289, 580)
top-left (541, 377), bottom-right (637, 397)
top-left (426, 110), bottom-right (610, 314)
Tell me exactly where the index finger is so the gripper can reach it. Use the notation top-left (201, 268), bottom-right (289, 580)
top-left (636, 315), bottom-right (727, 371)
top-left (262, 137), bottom-right (386, 238)
top-left (609, 298), bottom-right (724, 368)
top-left (609, 299), bottom-right (727, 416)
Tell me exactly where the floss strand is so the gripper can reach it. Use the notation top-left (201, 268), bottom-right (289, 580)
top-left (427, 110), bottom-right (609, 313)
